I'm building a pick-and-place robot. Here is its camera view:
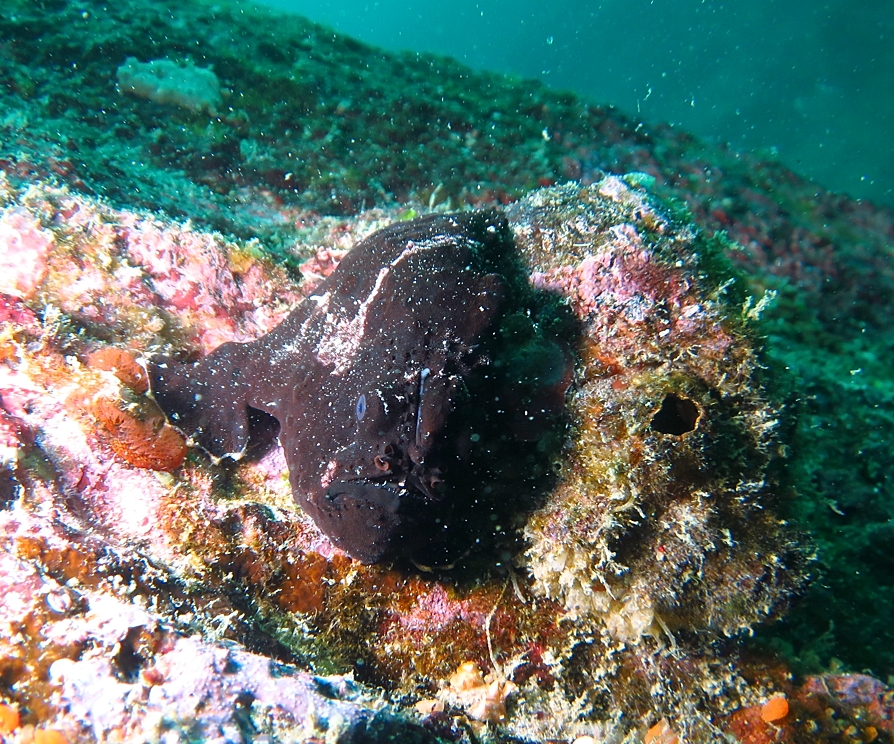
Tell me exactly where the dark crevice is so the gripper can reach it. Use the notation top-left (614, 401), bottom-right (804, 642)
top-left (651, 393), bottom-right (700, 435)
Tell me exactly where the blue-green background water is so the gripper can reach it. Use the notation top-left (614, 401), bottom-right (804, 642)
top-left (256, 0), bottom-right (894, 210)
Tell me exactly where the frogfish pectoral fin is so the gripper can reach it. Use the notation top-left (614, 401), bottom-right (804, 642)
top-left (146, 342), bottom-right (253, 461)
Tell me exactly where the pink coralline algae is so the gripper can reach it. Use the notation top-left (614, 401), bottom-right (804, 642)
top-left (397, 584), bottom-right (488, 633)
top-left (1, 178), bottom-right (303, 356)
top-left (121, 217), bottom-right (283, 352)
top-left (0, 209), bottom-right (53, 300)
top-left (799, 674), bottom-right (894, 735)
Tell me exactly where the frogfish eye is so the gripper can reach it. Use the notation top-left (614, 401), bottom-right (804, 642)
top-left (355, 394), bottom-right (367, 421)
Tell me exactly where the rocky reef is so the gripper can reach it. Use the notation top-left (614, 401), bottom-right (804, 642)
top-left (510, 183), bottom-right (802, 646)
top-left (2, 0), bottom-right (894, 741)
top-left (0, 169), bottom-right (850, 743)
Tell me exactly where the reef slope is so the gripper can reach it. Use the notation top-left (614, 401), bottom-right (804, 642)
top-left (1, 0), bottom-right (894, 740)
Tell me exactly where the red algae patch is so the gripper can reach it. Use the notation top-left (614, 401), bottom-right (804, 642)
top-left (272, 550), bottom-right (330, 614)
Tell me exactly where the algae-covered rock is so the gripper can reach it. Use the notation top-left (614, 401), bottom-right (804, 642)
top-left (2, 0), bottom-right (893, 739)
top-left (509, 180), bottom-right (805, 642)
top-left (0, 173), bottom-right (812, 743)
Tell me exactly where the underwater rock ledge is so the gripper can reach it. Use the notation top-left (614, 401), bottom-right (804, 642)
top-left (1, 173), bottom-right (888, 744)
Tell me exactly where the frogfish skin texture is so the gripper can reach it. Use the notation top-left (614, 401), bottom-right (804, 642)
top-left (148, 212), bottom-right (519, 564)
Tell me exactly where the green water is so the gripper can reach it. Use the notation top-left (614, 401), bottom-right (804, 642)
top-left (257, 0), bottom-right (894, 210)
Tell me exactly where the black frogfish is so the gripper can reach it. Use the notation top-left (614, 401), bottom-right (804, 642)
top-left (147, 211), bottom-right (561, 565)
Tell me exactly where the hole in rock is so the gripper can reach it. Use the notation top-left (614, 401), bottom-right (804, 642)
top-left (112, 625), bottom-right (150, 682)
top-left (650, 393), bottom-right (700, 435)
